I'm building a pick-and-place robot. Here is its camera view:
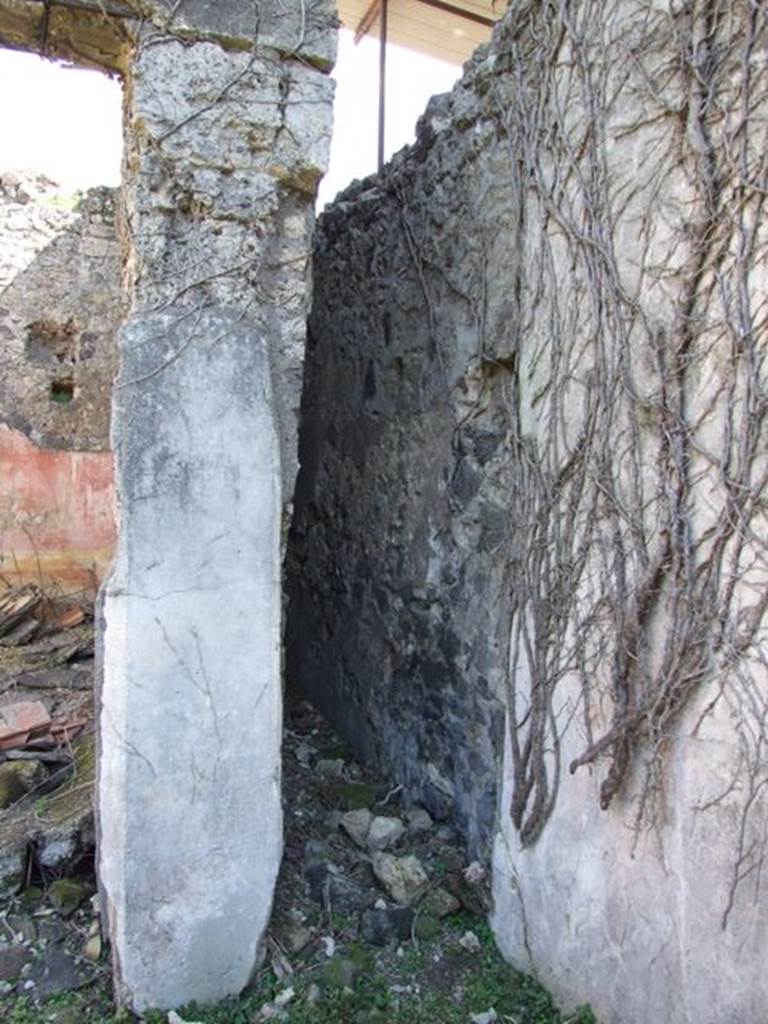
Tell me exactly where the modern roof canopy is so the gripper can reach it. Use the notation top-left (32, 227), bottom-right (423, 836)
top-left (337, 0), bottom-right (498, 169)
top-left (338, 0), bottom-right (498, 66)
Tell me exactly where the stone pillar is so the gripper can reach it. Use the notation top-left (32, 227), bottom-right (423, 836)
top-left (98, 2), bottom-right (335, 1011)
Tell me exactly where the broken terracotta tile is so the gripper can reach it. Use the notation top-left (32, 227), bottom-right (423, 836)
top-left (0, 700), bottom-right (52, 750)
top-left (55, 607), bottom-right (86, 631)
top-left (0, 731), bottom-right (30, 751)
top-left (0, 585), bottom-right (42, 639)
top-left (50, 719), bottom-right (86, 745)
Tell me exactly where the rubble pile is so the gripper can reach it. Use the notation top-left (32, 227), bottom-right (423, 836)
top-left (0, 584), bottom-right (96, 902)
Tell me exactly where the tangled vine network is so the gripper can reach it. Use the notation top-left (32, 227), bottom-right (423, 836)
top-left (487, 0), bottom-right (767, 921)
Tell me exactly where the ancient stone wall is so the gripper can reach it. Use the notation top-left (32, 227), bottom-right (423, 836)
top-left (0, 173), bottom-right (120, 451)
top-left (288, 104), bottom-right (514, 856)
top-left (0, 171), bottom-right (119, 587)
top-left (289, 3), bottom-right (768, 1022)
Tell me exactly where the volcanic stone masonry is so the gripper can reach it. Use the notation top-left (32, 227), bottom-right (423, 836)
top-left (288, 3), bottom-right (768, 1023)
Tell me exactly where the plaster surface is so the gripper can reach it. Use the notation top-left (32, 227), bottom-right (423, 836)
top-left (99, 309), bottom-right (282, 1009)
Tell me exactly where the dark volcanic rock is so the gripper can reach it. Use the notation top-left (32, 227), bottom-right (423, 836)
top-left (359, 907), bottom-right (415, 946)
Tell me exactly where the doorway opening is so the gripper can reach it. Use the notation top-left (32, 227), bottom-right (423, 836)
top-left (0, 38), bottom-right (123, 967)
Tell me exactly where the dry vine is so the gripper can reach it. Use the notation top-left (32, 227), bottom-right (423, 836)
top-left (484, 0), bottom-right (767, 921)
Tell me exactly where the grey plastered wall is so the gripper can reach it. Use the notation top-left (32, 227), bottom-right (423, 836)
top-left (290, 2), bottom-right (768, 1021)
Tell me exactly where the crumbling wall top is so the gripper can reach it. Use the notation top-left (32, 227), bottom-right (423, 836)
top-left (0, 0), bottom-right (337, 74)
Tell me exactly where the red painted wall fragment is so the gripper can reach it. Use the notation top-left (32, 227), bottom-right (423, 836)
top-left (0, 425), bottom-right (116, 592)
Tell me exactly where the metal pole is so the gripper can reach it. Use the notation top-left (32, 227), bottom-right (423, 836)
top-left (377, 0), bottom-right (388, 171)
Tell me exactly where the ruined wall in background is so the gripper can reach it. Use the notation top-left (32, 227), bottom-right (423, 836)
top-left (0, 172), bottom-right (120, 589)
top-left (289, 3), bottom-right (768, 1022)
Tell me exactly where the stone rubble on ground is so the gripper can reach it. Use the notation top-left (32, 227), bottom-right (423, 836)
top-left (272, 909), bottom-right (313, 953)
top-left (339, 806), bottom-right (406, 852)
top-left (371, 852), bottom-right (430, 905)
top-left (340, 807), bottom-right (373, 848)
top-left (258, 986), bottom-right (296, 1021)
top-left (304, 981), bottom-right (323, 1006)
top-left (469, 1010), bottom-right (498, 1024)
top-left (360, 906), bottom-right (415, 946)
top-left (0, 611), bottom-right (98, 903)
top-left (294, 741), bottom-right (317, 766)
top-left (405, 806), bottom-right (434, 833)
top-left (366, 815), bottom-right (406, 851)
top-left (422, 886), bottom-right (461, 919)
top-left (0, 945), bottom-right (28, 983)
top-left (459, 930), bottom-right (482, 953)
top-left (2, 695), bottom-right (494, 1017)
top-left (24, 945), bottom-right (94, 999)
top-left (167, 1012), bottom-right (204, 1024)
top-left (463, 861), bottom-right (486, 884)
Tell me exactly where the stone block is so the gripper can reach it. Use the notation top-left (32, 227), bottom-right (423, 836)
top-left (139, 0), bottom-right (338, 68)
top-left (99, 308), bottom-right (283, 1010)
top-left (0, 701), bottom-right (51, 750)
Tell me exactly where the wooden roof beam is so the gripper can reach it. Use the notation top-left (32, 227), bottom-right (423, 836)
top-left (354, 0), bottom-right (382, 44)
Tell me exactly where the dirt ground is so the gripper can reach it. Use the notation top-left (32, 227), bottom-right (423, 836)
top-left (0, 628), bottom-right (595, 1024)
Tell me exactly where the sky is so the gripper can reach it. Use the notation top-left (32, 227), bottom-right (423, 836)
top-left (0, 30), bottom-right (461, 207)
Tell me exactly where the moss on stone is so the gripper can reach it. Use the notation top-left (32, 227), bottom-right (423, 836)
top-left (329, 782), bottom-right (378, 811)
top-left (48, 878), bottom-right (90, 917)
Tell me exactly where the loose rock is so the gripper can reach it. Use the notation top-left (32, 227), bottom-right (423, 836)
top-left (305, 981), bottom-right (322, 1005)
top-left (366, 816), bottom-right (405, 852)
top-left (0, 845), bottom-right (26, 902)
top-left (294, 742), bottom-right (316, 766)
top-left (0, 945), bottom-right (30, 983)
top-left (168, 1013), bottom-right (204, 1024)
top-left (422, 886), bottom-right (461, 919)
top-left (405, 806), bottom-right (434, 834)
top-left (305, 860), bottom-right (369, 916)
top-left (22, 947), bottom-right (93, 999)
top-left (445, 872), bottom-right (489, 917)
top-left (0, 760), bottom-right (46, 809)
top-left (340, 807), bottom-right (373, 848)
top-left (273, 914), bottom-right (313, 954)
top-left (371, 852), bottom-right (429, 905)
top-left (459, 930), bottom-right (482, 953)
top-left (470, 1010), bottom-right (498, 1024)
top-left (464, 861), bottom-right (486, 884)
top-left (48, 879), bottom-right (90, 917)
top-left (360, 906), bottom-right (415, 946)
